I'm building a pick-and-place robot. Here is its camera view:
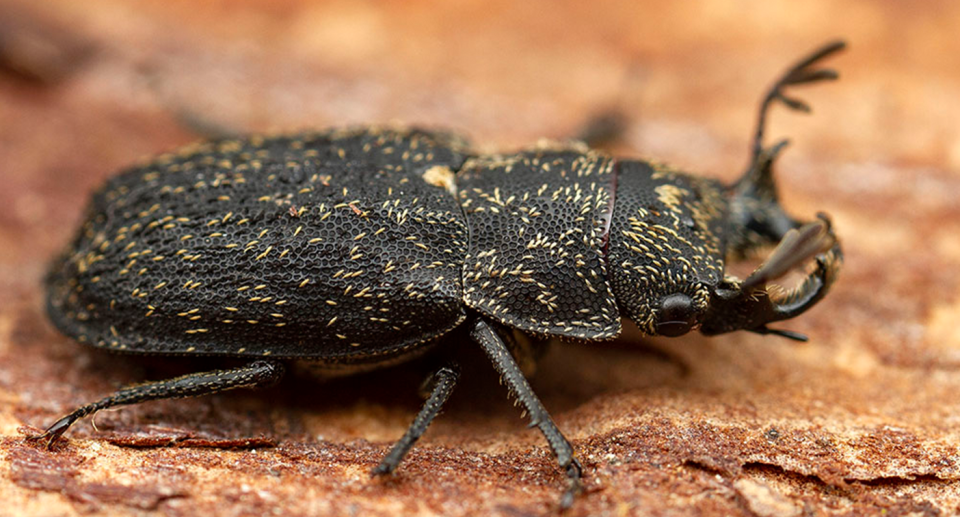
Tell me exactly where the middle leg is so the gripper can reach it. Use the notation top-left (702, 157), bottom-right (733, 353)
top-left (371, 363), bottom-right (460, 476)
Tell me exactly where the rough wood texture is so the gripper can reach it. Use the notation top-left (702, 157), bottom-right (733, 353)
top-left (2, 1), bottom-right (960, 515)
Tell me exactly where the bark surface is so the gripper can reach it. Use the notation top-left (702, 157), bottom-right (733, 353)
top-left (2, 1), bottom-right (959, 515)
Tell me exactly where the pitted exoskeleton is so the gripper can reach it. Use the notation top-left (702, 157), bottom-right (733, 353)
top-left (34, 42), bottom-right (845, 508)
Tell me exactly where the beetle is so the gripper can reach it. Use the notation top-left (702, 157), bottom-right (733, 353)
top-left (31, 42), bottom-right (844, 507)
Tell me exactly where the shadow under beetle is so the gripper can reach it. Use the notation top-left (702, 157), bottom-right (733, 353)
top-left (33, 42), bottom-right (845, 507)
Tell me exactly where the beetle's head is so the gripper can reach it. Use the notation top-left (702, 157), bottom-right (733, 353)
top-left (626, 39), bottom-right (846, 340)
top-left (615, 218), bottom-right (840, 340)
top-left (613, 272), bottom-right (713, 338)
top-left (608, 161), bottom-right (840, 340)
top-left (607, 161), bottom-right (726, 337)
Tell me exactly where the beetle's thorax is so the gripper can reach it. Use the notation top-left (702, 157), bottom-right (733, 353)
top-left (604, 159), bottom-right (729, 335)
top-left (458, 143), bottom-right (622, 340)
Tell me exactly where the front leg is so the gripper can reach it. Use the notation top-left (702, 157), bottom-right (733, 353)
top-left (469, 318), bottom-right (582, 509)
top-left (728, 41), bottom-right (845, 255)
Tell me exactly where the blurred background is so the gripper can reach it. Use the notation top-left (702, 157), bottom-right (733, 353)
top-left (2, 1), bottom-right (960, 515)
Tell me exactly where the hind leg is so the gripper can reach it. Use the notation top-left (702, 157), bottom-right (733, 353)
top-left (30, 360), bottom-right (285, 447)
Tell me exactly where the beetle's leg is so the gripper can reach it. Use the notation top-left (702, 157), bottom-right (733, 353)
top-left (29, 360), bottom-right (284, 448)
top-left (470, 318), bottom-right (582, 509)
top-left (729, 41), bottom-right (845, 255)
top-left (748, 40), bottom-right (846, 167)
top-left (575, 109), bottom-right (630, 149)
top-left (371, 363), bottom-right (460, 476)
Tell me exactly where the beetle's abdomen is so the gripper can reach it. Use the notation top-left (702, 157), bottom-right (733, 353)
top-left (457, 143), bottom-right (621, 340)
top-left (46, 128), bottom-right (471, 361)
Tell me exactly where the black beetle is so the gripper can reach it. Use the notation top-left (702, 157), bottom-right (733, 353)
top-left (32, 42), bottom-right (844, 507)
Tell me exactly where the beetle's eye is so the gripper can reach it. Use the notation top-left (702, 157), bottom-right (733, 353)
top-left (656, 293), bottom-right (696, 337)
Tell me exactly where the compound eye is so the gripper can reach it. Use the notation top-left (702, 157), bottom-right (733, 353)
top-left (656, 293), bottom-right (696, 337)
